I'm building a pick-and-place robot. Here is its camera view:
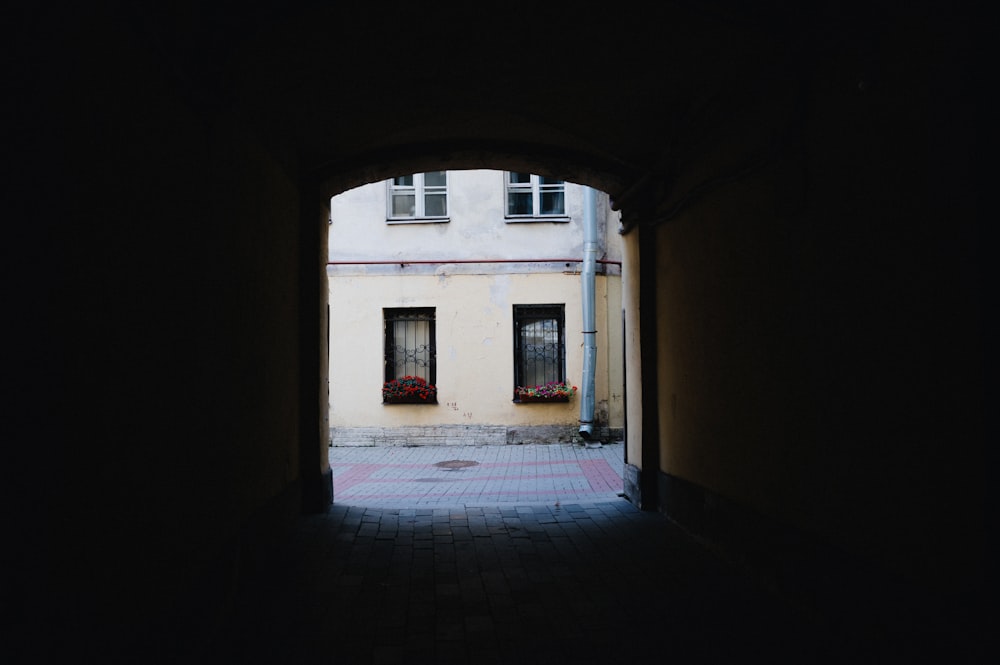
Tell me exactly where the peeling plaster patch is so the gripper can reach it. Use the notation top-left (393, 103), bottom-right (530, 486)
top-left (482, 337), bottom-right (493, 346)
top-left (449, 346), bottom-right (457, 360)
top-left (435, 264), bottom-right (455, 283)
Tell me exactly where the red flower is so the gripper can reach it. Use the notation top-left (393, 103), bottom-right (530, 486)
top-left (383, 376), bottom-right (437, 403)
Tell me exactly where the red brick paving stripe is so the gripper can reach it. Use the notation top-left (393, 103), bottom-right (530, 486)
top-left (329, 463), bottom-right (383, 494)
top-left (577, 459), bottom-right (624, 493)
top-left (329, 459), bottom-right (601, 469)
top-left (335, 488), bottom-right (613, 500)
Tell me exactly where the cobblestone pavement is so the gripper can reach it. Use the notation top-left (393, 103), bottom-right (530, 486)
top-left (328, 442), bottom-right (625, 508)
top-left (207, 444), bottom-right (980, 665)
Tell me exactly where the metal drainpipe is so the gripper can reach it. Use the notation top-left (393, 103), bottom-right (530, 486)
top-left (579, 186), bottom-right (598, 440)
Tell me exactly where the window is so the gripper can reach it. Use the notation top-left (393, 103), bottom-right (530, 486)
top-left (513, 304), bottom-right (565, 393)
top-left (505, 172), bottom-right (566, 219)
top-left (387, 171), bottom-right (448, 221)
top-left (384, 307), bottom-right (436, 386)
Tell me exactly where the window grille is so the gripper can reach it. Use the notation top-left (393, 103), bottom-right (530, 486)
top-left (513, 304), bottom-right (565, 389)
top-left (384, 308), bottom-right (436, 384)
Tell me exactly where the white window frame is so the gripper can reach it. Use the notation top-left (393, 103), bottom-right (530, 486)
top-left (386, 172), bottom-right (449, 223)
top-left (504, 172), bottom-right (568, 221)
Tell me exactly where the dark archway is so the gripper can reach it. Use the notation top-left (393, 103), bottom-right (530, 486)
top-left (13, 2), bottom-right (982, 663)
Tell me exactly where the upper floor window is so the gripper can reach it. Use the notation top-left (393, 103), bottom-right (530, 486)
top-left (387, 171), bottom-right (448, 221)
top-left (505, 173), bottom-right (566, 219)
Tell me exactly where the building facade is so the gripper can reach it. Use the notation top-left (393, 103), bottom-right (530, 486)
top-left (327, 170), bottom-right (624, 446)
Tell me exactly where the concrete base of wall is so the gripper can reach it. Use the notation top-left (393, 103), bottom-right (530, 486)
top-left (330, 425), bottom-right (622, 446)
top-left (623, 463), bottom-right (642, 507)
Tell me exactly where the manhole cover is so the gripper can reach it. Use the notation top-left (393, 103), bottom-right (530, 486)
top-left (433, 460), bottom-right (479, 469)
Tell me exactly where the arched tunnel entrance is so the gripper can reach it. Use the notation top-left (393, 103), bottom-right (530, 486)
top-left (322, 166), bottom-right (632, 509)
top-left (313, 158), bottom-right (648, 511)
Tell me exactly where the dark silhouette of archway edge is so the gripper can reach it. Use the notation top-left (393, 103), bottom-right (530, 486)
top-left (309, 140), bottom-right (645, 204)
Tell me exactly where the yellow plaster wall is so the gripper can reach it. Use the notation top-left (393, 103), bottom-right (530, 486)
top-left (329, 271), bottom-right (621, 429)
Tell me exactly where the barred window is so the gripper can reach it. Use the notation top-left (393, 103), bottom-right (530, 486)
top-left (384, 307), bottom-right (436, 384)
top-left (513, 304), bottom-right (565, 393)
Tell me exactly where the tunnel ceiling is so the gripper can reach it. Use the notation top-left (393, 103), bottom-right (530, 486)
top-left (122, 1), bottom-right (907, 213)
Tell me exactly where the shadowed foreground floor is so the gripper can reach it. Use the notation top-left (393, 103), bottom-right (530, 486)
top-left (208, 498), bottom-right (978, 665)
top-left (193, 445), bottom-right (987, 664)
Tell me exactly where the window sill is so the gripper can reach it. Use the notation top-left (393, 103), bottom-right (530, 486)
top-left (386, 217), bottom-right (450, 225)
top-left (512, 396), bottom-right (570, 404)
top-left (504, 216), bottom-right (570, 224)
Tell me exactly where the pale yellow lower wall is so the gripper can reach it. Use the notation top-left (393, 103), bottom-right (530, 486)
top-left (603, 268), bottom-right (625, 432)
top-left (328, 270), bottom-right (622, 434)
top-left (621, 231), bottom-right (642, 468)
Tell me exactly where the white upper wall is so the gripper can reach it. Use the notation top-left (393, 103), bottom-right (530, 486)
top-left (328, 169), bottom-right (619, 263)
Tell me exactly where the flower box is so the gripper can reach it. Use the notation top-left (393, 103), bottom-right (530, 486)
top-left (515, 394), bottom-right (570, 403)
top-left (513, 382), bottom-right (577, 403)
top-left (383, 376), bottom-right (437, 404)
top-left (383, 395), bottom-right (437, 404)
